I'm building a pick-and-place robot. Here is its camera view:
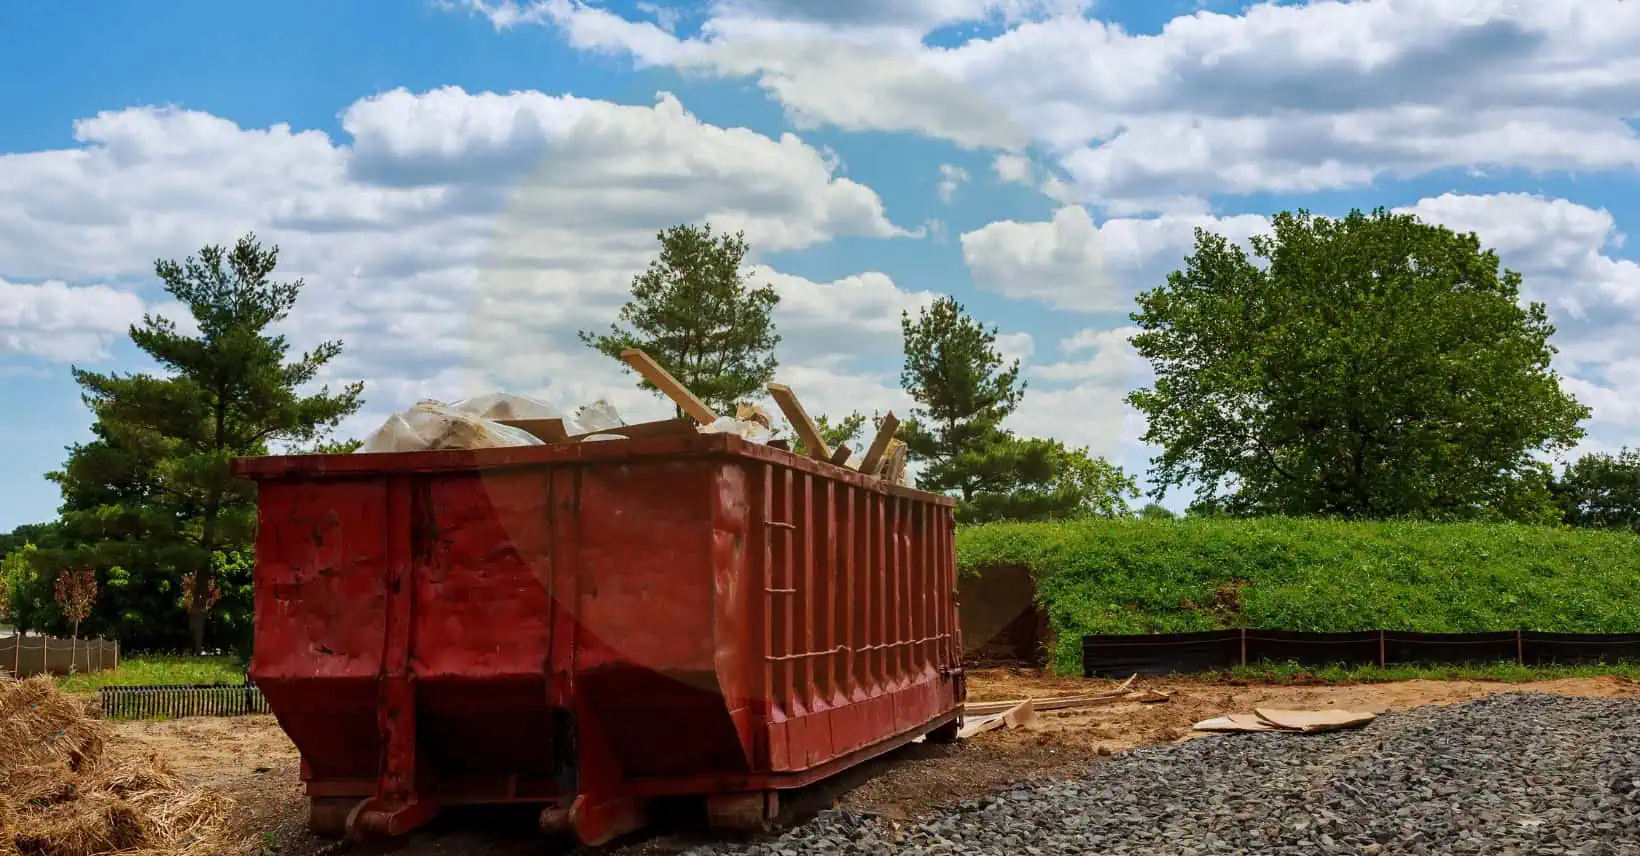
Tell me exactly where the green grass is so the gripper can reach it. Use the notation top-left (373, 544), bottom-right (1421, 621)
top-left (1197, 660), bottom-right (1640, 685)
top-left (957, 517), bottom-right (1640, 674)
top-left (56, 654), bottom-right (245, 695)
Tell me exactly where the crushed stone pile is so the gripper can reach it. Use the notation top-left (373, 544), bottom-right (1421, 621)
top-left (685, 692), bottom-right (1640, 856)
top-left (0, 672), bottom-right (240, 856)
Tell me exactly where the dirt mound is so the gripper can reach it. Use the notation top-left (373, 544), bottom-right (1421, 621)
top-left (0, 673), bottom-right (242, 856)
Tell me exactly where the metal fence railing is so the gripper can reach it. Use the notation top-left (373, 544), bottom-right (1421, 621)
top-left (97, 680), bottom-right (269, 720)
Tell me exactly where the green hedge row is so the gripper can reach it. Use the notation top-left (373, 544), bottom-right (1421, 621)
top-left (955, 518), bottom-right (1640, 674)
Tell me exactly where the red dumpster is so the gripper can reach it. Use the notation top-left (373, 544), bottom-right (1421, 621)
top-left (232, 432), bottom-right (965, 845)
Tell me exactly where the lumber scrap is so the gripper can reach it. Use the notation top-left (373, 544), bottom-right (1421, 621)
top-left (958, 699), bottom-right (1041, 740)
top-left (962, 675), bottom-right (1138, 716)
top-left (858, 411), bottom-right (900, 477)
top-left (499, 417), bottom-right (699, 444)
top-left (766, 383), bottom-right (830, 460)
top-left (829, 444), bottom-right (852, 466)
top-left (573, 418), bottom-right (699, 441)
top-left (619, 348), bottom-right (718, 424)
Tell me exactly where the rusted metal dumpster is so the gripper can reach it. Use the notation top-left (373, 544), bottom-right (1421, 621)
top-left (232, 432), bottom-right (965, 845)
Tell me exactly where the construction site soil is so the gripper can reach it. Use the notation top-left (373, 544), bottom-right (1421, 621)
top-left (104, 668), bottom-right (1640, 855)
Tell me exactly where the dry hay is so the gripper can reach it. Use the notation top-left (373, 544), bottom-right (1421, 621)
top-left (0, 673), bottom-right (242, 856)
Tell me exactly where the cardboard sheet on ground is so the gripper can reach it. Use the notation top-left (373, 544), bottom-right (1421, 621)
top-left (1192, 714), bottom-right (1285, 733)
top-left (1194, 708), bottom-right (1376, 734)
top-left (1255, 708), bottom-right (1378, 732)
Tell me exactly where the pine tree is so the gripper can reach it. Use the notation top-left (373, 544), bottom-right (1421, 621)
top-left (581, 223), bottom-right (780, 416)
top-left (899, 297), bottom-right (1025, 502)
top-left (63, 234), bottom-right (363, 652)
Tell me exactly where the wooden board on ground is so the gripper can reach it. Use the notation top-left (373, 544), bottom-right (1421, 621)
top-left (766, 383), bottom-right (830, 460)
top-left (619, 348), bottom-right (718, 424)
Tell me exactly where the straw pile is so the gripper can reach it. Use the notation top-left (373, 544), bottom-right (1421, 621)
top-left (0, 672), bottom-right (240, 856)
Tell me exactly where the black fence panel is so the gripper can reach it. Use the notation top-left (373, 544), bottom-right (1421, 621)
top-left (1082, 630), bottom-right (1241, 677)
top-left (1382, 631), bottom-right (1519, 666)
top-left (1521, 632), bottom-right (1640, 666)
top-left (1244, 630), bottom-right (1382, 668)
top-left (97, 681), bottom-right (269, 720)
top-left (1081, 629), bottom-right (1640, 676)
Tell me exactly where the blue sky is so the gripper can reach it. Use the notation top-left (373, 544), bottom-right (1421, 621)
top-left (3, 0), bottom-right (1640, 530)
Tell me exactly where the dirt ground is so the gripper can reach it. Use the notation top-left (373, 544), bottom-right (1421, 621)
top-left (106, 668), bottom-right (1640, 855)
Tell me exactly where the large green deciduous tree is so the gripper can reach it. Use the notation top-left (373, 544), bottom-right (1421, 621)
top-left (1554, 448), bottom-right (1640, 533)
top-left (580, 223), bottom-right (780, 415)
top-left (61, 234), bottom-right (363, 652)
top-left (1126, 208), bottom-right (1589, 519)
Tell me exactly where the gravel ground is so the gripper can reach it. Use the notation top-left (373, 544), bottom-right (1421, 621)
top-left (686, 693), bottom-right (1640, 856)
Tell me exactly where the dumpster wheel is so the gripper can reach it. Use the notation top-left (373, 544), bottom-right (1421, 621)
top-left (705, 790), bottom-right (779, 835)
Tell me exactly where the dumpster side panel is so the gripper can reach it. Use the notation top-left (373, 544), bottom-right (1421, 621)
top-left (251, 477), bottom-right (395, 782)
top-left (750, 461), bottom-right (960, 777)
top-left (571, 459), bottom-right (756, 780)
top-left (412, 470), bottom-right (556, 680)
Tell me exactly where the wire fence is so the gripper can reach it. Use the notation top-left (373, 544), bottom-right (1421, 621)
top-left (96, 680), bottom-right (269, 720)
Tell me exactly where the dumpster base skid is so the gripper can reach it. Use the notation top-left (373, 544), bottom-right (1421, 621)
top-left (303, 710), bottom-right (960, 846)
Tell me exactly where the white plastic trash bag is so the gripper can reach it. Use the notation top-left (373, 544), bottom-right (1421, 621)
top-left (356, 401), bottom-right (544, 453)
top-left (699, 416), bottom-right (772, 444)
top-left (574, 399), bottom-right (625, 434)
top-left (447, 392), bottom-right (564, 422)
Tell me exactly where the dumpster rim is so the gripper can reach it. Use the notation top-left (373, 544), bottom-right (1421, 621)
top-left (230, 432), bottom-right (955, 506)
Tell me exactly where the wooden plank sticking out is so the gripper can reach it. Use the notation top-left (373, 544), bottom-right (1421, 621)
top-left (829, 444), bottom-right (853, 466)
top-left (570, 418), bottom-right (698, 442)
top-left (766, 383), bottom-right (830, 460)
top-left (857, 411), bottom-right (900, 477)
top-left (619, 348), bottom-right (718, 424)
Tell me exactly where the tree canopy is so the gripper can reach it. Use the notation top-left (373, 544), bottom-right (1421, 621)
top-left (1554, 448), bottom-right (1640, 534)
top-left (581, 223), bottom-right (781, 416)
top-left (1126, 208), bottom-right (1588, 520)
top-left (52, 234), bottom-right (362, 652)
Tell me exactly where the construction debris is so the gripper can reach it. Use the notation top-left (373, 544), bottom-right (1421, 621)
top-left (766, 383), bottom-right (830, 460)
top-left (958, 676), bottom-right (1167, 738)
top-left (619, 348), bottom-right (718, 424)
top-left (858, 412), bottom-right (900, 477)
top-left (1193, 707), bottom-right (1378, 734)
top-left (357, 401), bottom-right (544, 453)
top-left (349, 351), bottom-right (911, 487)
top-left (0, 673), bottom-right (240, 856)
